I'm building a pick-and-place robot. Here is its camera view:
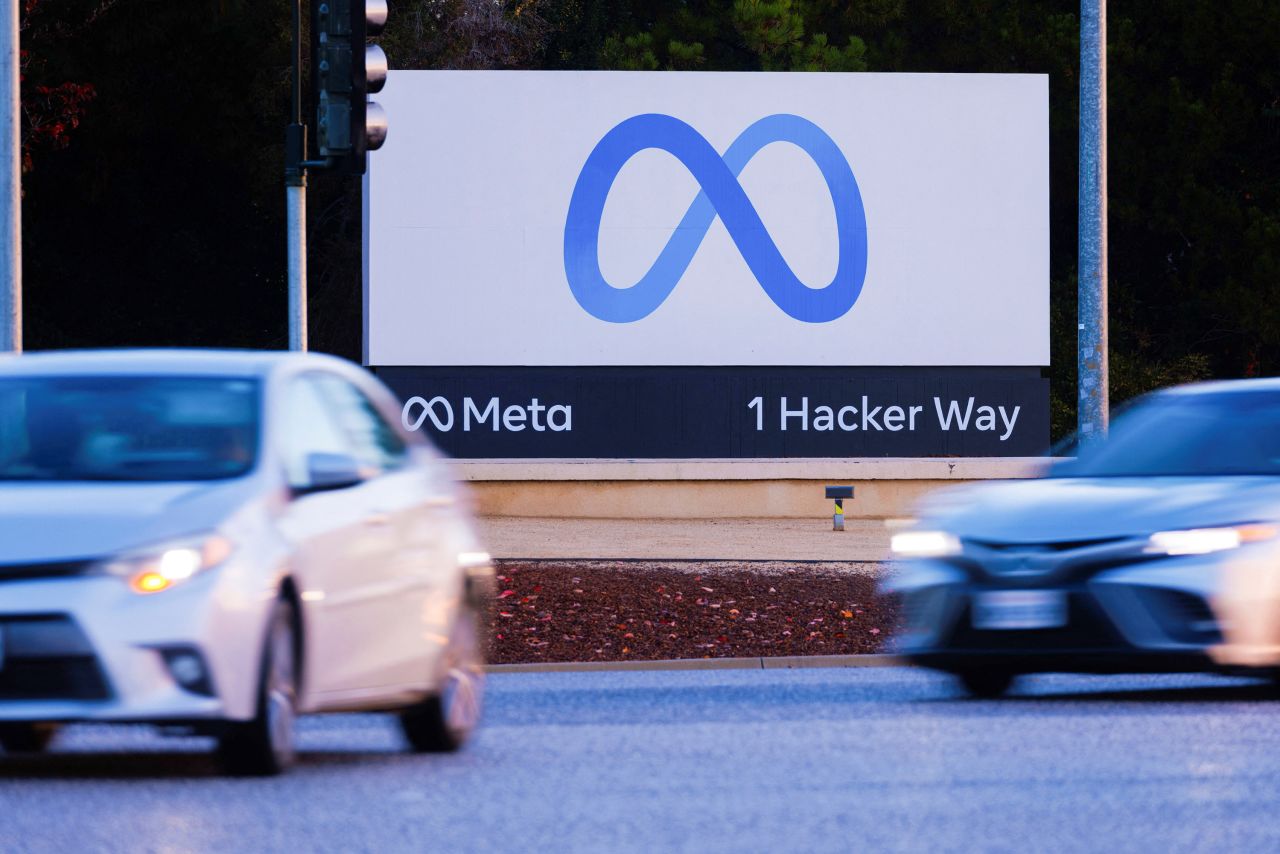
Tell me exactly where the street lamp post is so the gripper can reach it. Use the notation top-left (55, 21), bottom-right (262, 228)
top-left (1078, 0), bottom-right (1108, 444)
top-left (0, 0), bottom-right (19, 353)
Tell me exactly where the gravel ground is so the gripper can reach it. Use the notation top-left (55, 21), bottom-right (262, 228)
top-left (487, 559), bottom-right (896, 665)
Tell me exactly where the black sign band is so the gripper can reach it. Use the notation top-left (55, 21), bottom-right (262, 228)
top-left (374, 366), bottom-right (1048, 458)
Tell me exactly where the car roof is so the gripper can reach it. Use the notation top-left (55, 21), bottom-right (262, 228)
top-left (0, 348), bottom-right (354, 378)
top-left (1161, 377), bottom-right (1280, 396)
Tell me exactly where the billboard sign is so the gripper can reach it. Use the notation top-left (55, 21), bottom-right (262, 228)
top-left (366, 71), bottom-right (1049, 457)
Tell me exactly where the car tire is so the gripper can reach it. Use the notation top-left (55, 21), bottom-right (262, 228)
top-left (957, 669), bottom-right (1016, 698)
top-left (399, 604), bottom-right (485, 753)
top-left (217, 597), bottom-right (299, 776)
top-left (0, 723), bottom-right (57, 754)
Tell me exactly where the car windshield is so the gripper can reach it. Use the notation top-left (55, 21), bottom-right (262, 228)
top-left (1056, 389), bottom-right (1280, 477)
top-left (0, 375), bottom-right (260, 482)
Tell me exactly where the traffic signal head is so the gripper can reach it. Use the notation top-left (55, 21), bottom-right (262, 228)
top-left (313, 0), bottom-right (389, 174)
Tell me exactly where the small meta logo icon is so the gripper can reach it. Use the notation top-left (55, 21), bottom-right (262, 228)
top-left (563, 113), bottom-right (868, 324)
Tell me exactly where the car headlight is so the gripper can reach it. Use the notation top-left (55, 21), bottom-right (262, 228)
top-left (98, 533), bottom-right (235, 594)
top-left (457, 551), bottom-right (492, 569)
top-left (1144, 524), bottom-right (1278, 556)
top-left (890, 530), bottom-right (962, 558)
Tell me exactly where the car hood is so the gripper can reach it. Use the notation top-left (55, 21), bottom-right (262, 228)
top-left (0, 479), bottom-right (259, 564)
top-left (921, 476), bottom-right (1280, 543)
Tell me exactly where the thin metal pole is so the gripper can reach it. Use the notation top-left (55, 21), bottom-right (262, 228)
top-left (286, 0), bottom-right (307, 351)
top-left (1078, 0), bottom-right (1107, 443)
top-left (0, 0), bottom-right (20, 352)
top-left (287, 182), bottom-right (307, 351)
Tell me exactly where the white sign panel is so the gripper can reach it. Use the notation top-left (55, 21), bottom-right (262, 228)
top-left (366, 71), bottom-right (1048, 367)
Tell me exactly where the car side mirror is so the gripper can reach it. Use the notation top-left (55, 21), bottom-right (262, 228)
top-left (298, 452), bottom-right (365, 494)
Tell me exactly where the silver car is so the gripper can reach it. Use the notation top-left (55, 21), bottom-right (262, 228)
top-left (885, 379), bottom-right (1280, 697)
top-left (0, 350), bottom-right (491, 773)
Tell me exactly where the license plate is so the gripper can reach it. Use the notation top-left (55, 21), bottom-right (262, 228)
top-left (972, 590), bottom-right (1067, 630)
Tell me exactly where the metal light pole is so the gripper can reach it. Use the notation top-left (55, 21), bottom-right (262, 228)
top-left (286, 0), bottom-right (307, 351)
top-left (0, 0), bottom-right (20, 352)
top-left (286, 174), bottom-right (307, 351)
top-left (1078, 0), bottom-right (1108, 443)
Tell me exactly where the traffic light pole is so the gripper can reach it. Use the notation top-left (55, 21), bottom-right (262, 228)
top-left (286, 168), bottom-right (307, 352)
top-left (0, 0), bottom-right (20, 353)
top-left (287, 0), bottom-right (387, 351)
top-left (286, 0), bottom-right (307, 351)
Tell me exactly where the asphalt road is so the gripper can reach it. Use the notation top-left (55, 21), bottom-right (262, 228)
top-left (4, 667), bottom-right (1280, 853)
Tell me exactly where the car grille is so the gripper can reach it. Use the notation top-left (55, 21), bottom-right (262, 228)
top-left (0, 658), bottom-right (111, 701)
top-left (1139, 588), bottom-right (1222, 644)
top-left (968, 536), bottom-right (1126, 553)
top-left (946, 591), bottom-right (1127, 652)
top-left (0, 560), bottom-right (95, 583)
top-left (0, 615), bottom-right (111, 701)
top-left (950, 537), bottom-right (1156, 582)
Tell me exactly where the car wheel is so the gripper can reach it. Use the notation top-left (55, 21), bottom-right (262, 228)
top-left (0, 723), bottom-right (58, 754)
top-left (217, 597), bottom-right (299, 776)
top-left (400, 604), bottom-right (485, 753)
top-left (957, 669), bottom-right (1016, 698)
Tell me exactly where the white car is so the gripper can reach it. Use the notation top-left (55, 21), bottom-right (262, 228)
top-left (0, 349), bottom-right (491, 774)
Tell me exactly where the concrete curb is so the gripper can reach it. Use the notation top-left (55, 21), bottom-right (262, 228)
top-left (486, 653), bottom-right (904, 674)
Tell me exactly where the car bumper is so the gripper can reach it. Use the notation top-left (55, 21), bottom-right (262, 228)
top-left (907, 650), bottom-right (1213, 675)
top-left (1208, 543), bottom-right (1280, 669)
top-left (885, 553), bottom-right (1228, 675)
top-left (0, 561), bottom-right (274, 724)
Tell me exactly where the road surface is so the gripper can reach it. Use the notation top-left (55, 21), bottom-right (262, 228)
top-left (3, 667), bottom-right (1280, 852)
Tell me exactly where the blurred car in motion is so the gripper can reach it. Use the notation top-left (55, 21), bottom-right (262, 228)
top-left (884, 379), bottom-right (1280, 697)
top-left (0, 350), bottom-right (492, 774)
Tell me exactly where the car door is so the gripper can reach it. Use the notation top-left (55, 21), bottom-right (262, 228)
top-left (274, 373), bottom-right (400, 697)
top-left (308, 373), bottom-right (453, 691)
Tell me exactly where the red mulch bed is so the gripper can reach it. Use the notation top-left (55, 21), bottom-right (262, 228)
top-left (487, 560), bottom-right (897, 664)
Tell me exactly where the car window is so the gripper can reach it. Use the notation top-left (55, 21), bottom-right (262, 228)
top-left (312, 375), bottom-right (408, 473)
top-left (0, 376), bottom-right (260, 482)
top-left (1058, 390), bottom-right (1280, 477)
top-left (281, 376), bottom-right (353, 488)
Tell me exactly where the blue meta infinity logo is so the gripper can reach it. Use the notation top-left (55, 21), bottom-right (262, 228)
top-left (563, 113), bottom-right (868, 324)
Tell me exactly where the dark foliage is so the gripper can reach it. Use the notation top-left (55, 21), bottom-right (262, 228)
top-left (19, 0), bottom-right (1280, 441)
